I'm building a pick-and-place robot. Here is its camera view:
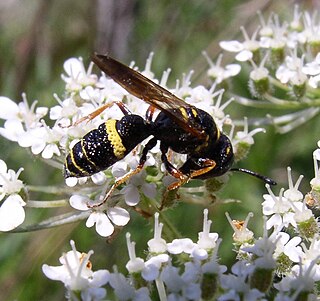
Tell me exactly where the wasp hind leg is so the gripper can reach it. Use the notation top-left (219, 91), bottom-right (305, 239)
top-left (73, 101), bottom-right (131, 126)
top-left (89, 137), bottom-right (158, 208)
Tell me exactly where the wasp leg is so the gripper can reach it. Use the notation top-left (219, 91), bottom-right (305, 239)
top-left (89, 137), bottom-right (158, 208)
top-left (145, 105), bottom-right (156, 122)
top-left (188, 159), bottom-right (216, 178)
top-left (166, 157), bottom-right (216, 190)
top-left (159, 144), bottom-right (189, 190)
top-left (73, 101), bottom-right (131, 126)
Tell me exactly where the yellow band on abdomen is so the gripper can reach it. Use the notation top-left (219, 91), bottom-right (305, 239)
top-left (105, 120), bottom-right (126, 158)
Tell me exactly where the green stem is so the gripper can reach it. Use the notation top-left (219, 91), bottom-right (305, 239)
top-left (268, 76), bottom-right (290, 91)
top-left (27, 185), bottom-right (71, 194)
top-left (232, 93), bottom-right (320, 109)
top-left (26, 199), bottom-right (69, 208)
top-left (147, 195), bottom-right (182, 241)
top-left (9, 211), bottom-right (90, 233)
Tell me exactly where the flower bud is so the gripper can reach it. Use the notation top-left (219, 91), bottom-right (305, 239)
top-left (250, 267), bottom-right (274, 293)
top-left (249, 67), bottom-right (269, 97)
top-left (296, 217), bottom-right (318, 239)
top-left (201, 273), bottom-right (218, 300)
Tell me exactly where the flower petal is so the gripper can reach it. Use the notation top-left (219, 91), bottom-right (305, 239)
top-left (90, 269), bottom-right (110, 286)
top-left (107, 207), bottom-right (130, 226)
top-left (69, 195), bottom-right (89, 211)
top-left (0, 195), bottom-right (26, 231)
top-left (235, 50), bottom-right (253, 62)
top-left (219, 40), bottom-right (244, 52)
top-left (86, 212), bottom-right (114, 237)
top-left (0, 97), bottom-right (19, 120)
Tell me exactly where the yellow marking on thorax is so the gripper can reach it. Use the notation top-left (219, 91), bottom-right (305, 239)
top-left (191, 108), bottom-right (198, 117)
top-left (179, 107), bottom-right (188, 120)
top-left (105, 120), bottom-right (126, 158)
top-left (216, 127), bottom-right (220, 140)
top-left (179, 107), bottom-right (198, 120)
top-left (226, 146), bottom-right (231, 155)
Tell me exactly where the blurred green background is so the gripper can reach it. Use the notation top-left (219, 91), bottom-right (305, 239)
top-left (1, 0), bottom-right (320, 300)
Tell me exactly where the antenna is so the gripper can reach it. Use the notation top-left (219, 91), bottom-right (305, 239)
top-left (231, 168), bottom-right (277, 185)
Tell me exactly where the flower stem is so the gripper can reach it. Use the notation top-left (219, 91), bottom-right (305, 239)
top-left (155, 278), bottom-right (167, 301)
top-left (26, 199), bottom-right (69, 208)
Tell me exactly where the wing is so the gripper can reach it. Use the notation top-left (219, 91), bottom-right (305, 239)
top-left (92, 53), bottom-right (206, 139)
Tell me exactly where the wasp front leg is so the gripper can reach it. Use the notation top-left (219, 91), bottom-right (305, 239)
top-left (89, 137), bottom-right (158, 208)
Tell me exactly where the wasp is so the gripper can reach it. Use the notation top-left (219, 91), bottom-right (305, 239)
top-left (64, 54), bottom-right (276, 206)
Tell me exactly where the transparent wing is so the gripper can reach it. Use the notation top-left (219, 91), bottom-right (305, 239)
top-left (92, 54), bottom-right (205, 139)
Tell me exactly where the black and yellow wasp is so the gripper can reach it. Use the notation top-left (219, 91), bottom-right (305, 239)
top-left (64, 54), bottom-right (276, 205)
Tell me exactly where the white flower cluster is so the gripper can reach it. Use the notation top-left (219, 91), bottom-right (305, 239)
top-left (43, 154), bottom-right (320, 301)
top-left (220, 6), bottom-right (320, 88)
top-left (219, 5), bottom-right (320, 133)
top-left (0, 52), bottom-right (256, 236)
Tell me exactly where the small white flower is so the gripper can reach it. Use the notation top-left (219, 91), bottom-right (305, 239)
top-left (291, 200), bottom-right (314, 224)
top-left (185, 87), bottom-right (232, 121)
top-left (273, 231), bottom-right (302, 263)
top-left (0, 94), bottom-right (48, 143)
top-left (233, 117), bottom-right (265, 146)
top-left (220, 26), bottom-right (260, 62)
top-left (62, 57), bottom-right (97, 92)
top-left (167, 238), bottom-right (196, 255)
top-left (257, 10), bottom-right (274, 37)
top-left (262, 185), bottom-right (296, 230)
top-left (25, 123), bottom-right (64, 159)
top-left (225, 212), bottom-right (254, 243)
top-left (0, 94), bottom-right (48, 127)
top-left (276, 53), bottom-right (307, 86)
top-left (249, 52), bottom-right (269, 82)
top-left (197, 209), bottom-right (219, 250)
top-left (0, 159), bottom-right (24, 200)
top-left (259, 14), bottom-right (288, 50)
top-left (147, 212), bottom-right (167, 253)
top-left (70, 194), bottom-right (130, 237)
top-left (283, 167), bottom-right (304, 202)
top-left (202, 52), bottom-right (241, 83)
top-left (0, 160), bottom-right (26, 231)
top-left (49, 96), bottom-right (79, 121)
top-left (42, 240), bottom-right (109, 301)
top-left (125, 233), bottom-right (145, 273)
top-left (300, 11), bottom-right (320, 48)
top-left (302, 53), bottom-right (320, 88)
top-left (142, 253), bottom-right (169, 281)
top-left (242, 220), bottom-right (277, 270)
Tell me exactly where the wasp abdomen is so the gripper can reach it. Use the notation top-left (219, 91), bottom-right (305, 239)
top-left (64, 115), bottom-right (151, 178)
